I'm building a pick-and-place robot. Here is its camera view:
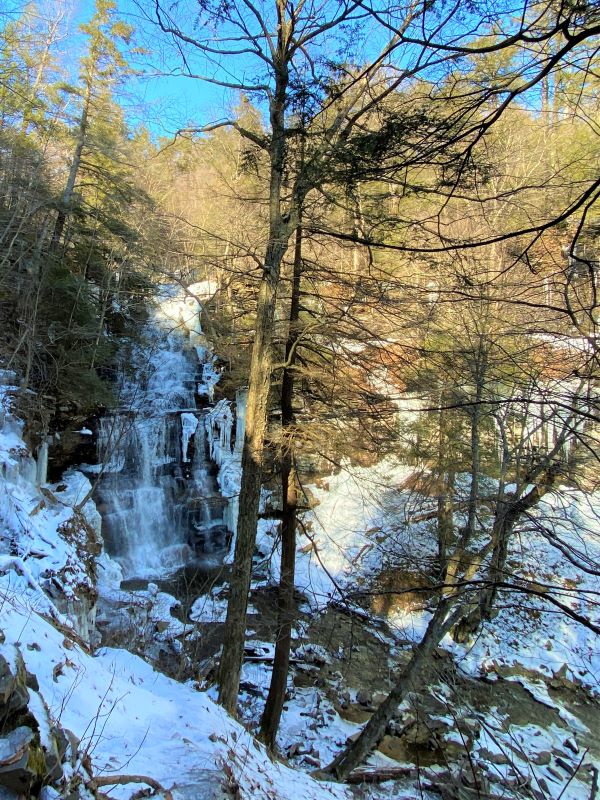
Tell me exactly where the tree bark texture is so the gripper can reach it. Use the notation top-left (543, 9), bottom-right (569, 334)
top-left (259, 222), bottom-right (303, 747)
top-left (218, 63), bottom-right (296, 713)
top-left (217, 243), bottom-right (284, 714)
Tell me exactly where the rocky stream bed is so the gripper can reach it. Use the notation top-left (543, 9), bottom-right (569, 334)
top-left (91, 559), bottom-right (600, 800)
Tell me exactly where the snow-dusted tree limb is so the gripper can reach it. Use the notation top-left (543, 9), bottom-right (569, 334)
top-left (87, 773), bottom-right (173, 799)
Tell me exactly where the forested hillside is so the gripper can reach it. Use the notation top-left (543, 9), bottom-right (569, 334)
top-left (0, 0), bottom-right (599, 798)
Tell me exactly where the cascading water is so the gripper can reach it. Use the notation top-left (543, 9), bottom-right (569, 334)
top-left (87, 285), bottom-right (231, 579)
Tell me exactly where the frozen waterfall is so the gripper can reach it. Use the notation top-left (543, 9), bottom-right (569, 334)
top-left (87, 286), bottom-right (232, 578)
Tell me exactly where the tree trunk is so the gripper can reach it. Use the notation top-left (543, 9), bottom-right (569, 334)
top-left (480, 463), bottom-right (560, 619)
top-left (437, 471), bottom-right (454, 573)
top-left (455, 462), bottom-right (562, 640)
top-left (217, 243), bottom-right (284, 714)
top-left (19, 10), bottom-right (62, 136)
top-left (259, 222), bottom-right (303, 748)
top-left (218, 66), bottom-right (296, 714)
top-left (320, 599), bottom-right (462, 781)
top-left (466, 338), bottom-right (486, 541)
top-left (436, 391), bottom-right (454, 574)
top-left (259, 457), bottom-right (297, 746)
top-left (50, 81), bottom-right (91, 251)
top-left (21, 220), bottom-right (49, 390)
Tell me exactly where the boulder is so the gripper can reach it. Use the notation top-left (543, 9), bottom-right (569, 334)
top-left (0, 726), bottom-right (41, 794)
top-left (0, 655), bottom-right (29, 721)
top-left (356, 689), bottom-right (373, 708)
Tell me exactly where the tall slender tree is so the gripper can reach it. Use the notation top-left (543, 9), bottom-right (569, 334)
top-left (51, 0), bottom-right (133, 250)
top-left (147, 0), bottom-right (600, 723)
top-left (148, 0), bottom-right (448, 714)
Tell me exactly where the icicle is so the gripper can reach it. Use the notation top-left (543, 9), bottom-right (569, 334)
top-left (181, 412), bottom-right (199, 462)
top-left (235, 389), bottom-right (247, 454)
top-left (205, 400), bottom-right (234, 466)
top-left (35, 437), bottom-right (51, 486)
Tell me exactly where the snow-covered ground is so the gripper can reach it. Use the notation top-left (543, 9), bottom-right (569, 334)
top-left (286, 460), bottom-right (600, 697)
top-left (239, 456), bottom-right (600, 798)
top-left (451, 488), bottom-right (600, 696)
top-left (2, 285), bottom-right (599, 800)
top-left (0, 602), bottom-right (349, 800)
top-left (0, 368), bottom-right (350, 800)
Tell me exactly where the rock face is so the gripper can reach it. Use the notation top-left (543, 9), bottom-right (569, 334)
top-left (0, 649), bottom-right (67, 798)
top-left (1, 376), bottom-right (106, 648)
top-left (46, 424), bottom-right (98, 484)
top-left (0, 726), bottom-right (37, 794)
top-left (0, 367), bottom-right (113, 667)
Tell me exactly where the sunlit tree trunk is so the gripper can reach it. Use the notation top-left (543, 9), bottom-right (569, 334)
top-left (320, 599), bottom-right (464, 781)
top-left (218, 54), bottom-right (298, 712)
top-left (50, 81), bottom-right (91, 251)
top-left (259, 221), bottom-right (303, 747)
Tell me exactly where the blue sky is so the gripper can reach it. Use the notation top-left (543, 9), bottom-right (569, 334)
top-left (70, 0), bottom-right (240, 138)
top-left (9, 0), bottom-right (509, 139)
top-left (2, 0), bottom-right (265, 137)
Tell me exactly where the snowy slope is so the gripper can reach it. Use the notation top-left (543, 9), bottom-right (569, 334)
top-left (0, 598), bottom-right (348, 800)
top-left (0, 369), bottom-right (348, 800)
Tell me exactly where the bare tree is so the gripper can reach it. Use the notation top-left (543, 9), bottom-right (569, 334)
top-left (143, 0), bottom-right (599, 732)
top-left (144, 0), bottom-right (458, 714)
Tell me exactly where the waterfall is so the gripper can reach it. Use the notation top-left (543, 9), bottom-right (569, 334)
top-left (87, 286), bottom-right (230, 578)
